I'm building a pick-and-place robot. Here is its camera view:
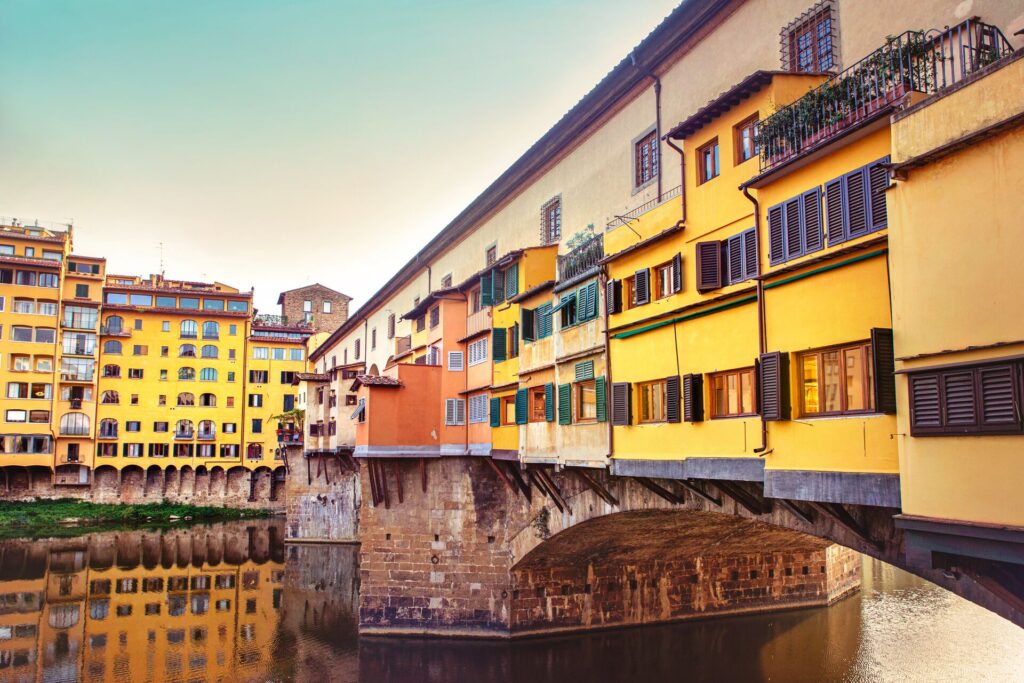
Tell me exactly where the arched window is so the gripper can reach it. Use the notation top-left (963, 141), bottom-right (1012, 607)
top-left (199, 393), bottom-right (216, 407)
top-left (100, 390), bottom-right (119, 404)
top-left (178, 344), bottom-right (197, 358)
top-left (178, 367), bottom-right (195, 381)
top-left (200, 368), bottom-right (218, 382)
top-left (177, 392), bottom-right (195, 406)
top-left (246, 443), bottom-right (263, 460)
top-left (201, 345), bottom-right (218, 359)
top-left (59, 413), bottom-right (90, 436)
top-left (202, 321), bottom-right (219, 339)
top-left (175, 419), bottom-right (193, 437)
top-left (104, 316), bottom-right (123, 334)
top-left (103, 340), bottom-right (122, 354)
top-left (180, 320), bottom-right (198, 339)
top-left (198, 420), bottom-right (215, 437)
top-left (99, 418), bottom-right (118, 438)
top-left (102, 364), bottom-right (120, 378)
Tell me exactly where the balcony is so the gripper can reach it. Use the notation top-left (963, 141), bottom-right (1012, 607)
top-left (466, 308), bottom-right (492, 338)
top-left (61, 317), bottom-right (98, 331)
top-left (175, 431), bottom-right (194, 441)
top-left (393, 335), bottom-right (412, 357)
top-left (98, 431), bottom-right (117, 440)
top-left (277, 428), bottom-right (303, 444)
top-left (99, 325), bottom-right (131, 337)
top-left (558, 234), bottom-right (604, 283)
top-left (61, 371), bottom-right (95, 382)
top-left (756, 19), bottom-right (1014, 173)
top-left (197, 432), bottom-right (216, 441)
top-left (62, 343), bottom-right (96, 357)
top-left (253, 314), bottom-right (312, 328)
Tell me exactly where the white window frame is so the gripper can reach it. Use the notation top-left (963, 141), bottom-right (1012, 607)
top-left (468, 338), bottom-right (488, 366)
top-left (445, 398), bottom-right (466, 426)
top-left (468, 394), bottom-right (489, 424)
top-left (447, 351), bottom-right (464, 372)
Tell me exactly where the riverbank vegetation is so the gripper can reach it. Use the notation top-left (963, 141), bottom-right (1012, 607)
top-left (0, 499), bottom-right (268, 539)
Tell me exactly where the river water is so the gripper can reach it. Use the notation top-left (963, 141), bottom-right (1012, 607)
top-left (0, 519), bottom-right (1021, 682)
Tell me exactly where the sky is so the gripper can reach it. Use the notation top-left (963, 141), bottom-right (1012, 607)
top-left (0, 0), bottom-right (681, 314)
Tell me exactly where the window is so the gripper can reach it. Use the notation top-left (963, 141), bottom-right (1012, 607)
top-left (290, 348), bottom-right (303, 361)
top-left (11, 355), bottom-right (29, 371)
top-left (323, 300), bottom-right (332, 313)
top-left (16, 270), bottom-right (36, 286)
top-left (637, 380), bottom-right (667, 423)
top-left (199, 394), bottom-right (216, 407)
top-left (634, 129), bottom-right (659, 188)
top-left (249, 394), bottom-right (263, 408)
top-left (556, 293), bottom-right (578, 328)
top-left (180, 319), bottom-right (198, 338)
top-left (354, 339), bottom-right (361, 360)
top-left (711, 368), bottom-right (756, 418)
top-left (447, 351), bottom-right (464, 371)
top-left (272, 347), bottom-right (286, 361)
top-left (178, 367), bottom-right (195, 381)
top-left (799, 341), bottom-right (874, 416)
top-left (542, 198), bottom-right (561, 244)
top-left (530, 386), bottom-right (547, 423)
top-left (203, 298), bottom-right (225, 311)
top-left (101, 390), bottom-right (119, 404)
top-left (444, 398), bottom-right (466, 426)
top-left (175, 420), bottom-right (193, 437)
top-left (227, 300), bottom-right (248, 312)
top-left (429, 306), bottom-right (439, 329)
top-left (734, 114), bottom-right (758, 164)
top-left (158, 395), bottom-right (166, 406)
top-left (202, 321), bottom-right (219, 339)
top-left (387, 314), bottom-right (396, 339)
top-left (468, 394), bottom-right (489, 423)
top-left (133, 344), bottom-right (148, 356)
top-left (303, 300), bottom-right (312, 313)
top-left (162, 321), bottom-right (170, 332)
top-left (698, 138), bottom-right (720, 184)
top-left (12, 326), bottom-right (32, 342)
top-left (654, 258), bottom-right (682, 299)
top-left (783, 2), bottom-right (837, 73)
top-left (154, 422), bottom-right (169, 432)
top-left (5, 410), bottom-right (26, 422)
top-left (103, 340), bottom-right (122, 354)
top-left (822, 158), bottom-right (889, 247)
top-left (249, 370), bottom-right (268, 383)
top-left (36, 356), bottom-right (52, 372)
top-left (229, 324), bottom-right (237, 335)
top-left (223, 423), bottom-right (237, 433)
top-left (63, 306), bottom-right (97, 329)
top-left (440, 274), bottom-right (453, 289)
top-left (908, 360), bottom-right (1024, 436)
top-left (502, 395), bottom-right (517, 425)
top-left (576, 380), bottom-right (597, 423)
top-left (75, 283), bottom-right (89, 298)
top-left (253, 347), bottom-right (268, 360)
top-left (201, 345), bottom-right (218, 358)
top-left (126, 421), bottom-right (141, 432)
top-left (99, 419), bottom-right (118, 438)
top-left (177, 392), bottom-right (195, 406)
top-left (252, 419), bottom-right (262, 434)
top-left (725, 228), bottom-right (759, 284)
top-left (180, 297), bottom-right (199, 309)
top-left (103, 364), bottom-right (120, 378)
top-left (39, 272), bottom-right (58, 287)
top-left (468, 338), bottom-right (488, 366)
top-left (152, 443), bottom-right (169, 457)
top-left (128, 368), bottom-right (143, 379)
top-left (38, 302), bottom-right (58, 316)
top-left (623, 270), bottom-right (650, 309)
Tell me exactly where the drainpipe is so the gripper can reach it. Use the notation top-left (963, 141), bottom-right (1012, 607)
top-left (742, 185), bottom-right (769, 455)
top-left (665, 137), bottom-right (686, 223)
top-left (631, 50), bottom-right (663, 201)
top-left (600, 267), bottom-right (614, 463)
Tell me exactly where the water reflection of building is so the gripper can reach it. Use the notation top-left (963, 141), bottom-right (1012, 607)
top-left (0, 522), bottom-right (285, 682)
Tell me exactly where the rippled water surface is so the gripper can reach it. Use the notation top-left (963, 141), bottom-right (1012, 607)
top-left (1, 520), bottom-right (1021, 682)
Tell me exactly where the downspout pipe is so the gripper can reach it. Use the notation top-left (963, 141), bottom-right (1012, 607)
top-left (600, 267), bottom-right (615, 463)
top-left (631, 50), bottom-right (663, 202)
top-left (665, 137), bottom-right (686, 223)
top-left (742, 185), bottom-right (769, 455)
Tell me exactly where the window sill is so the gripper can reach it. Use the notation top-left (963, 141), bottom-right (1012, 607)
top-left (631, 177), bottom-right (657, 197)
top-left (794, 412), bottom-right (885, 421)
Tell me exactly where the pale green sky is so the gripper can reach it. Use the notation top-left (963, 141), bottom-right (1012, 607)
top-left (0, 0), bottom-right (681, 312)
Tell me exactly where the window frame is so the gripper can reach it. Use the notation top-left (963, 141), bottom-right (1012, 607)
top-left (529, 386), bottom-right (547, 423)
top-left (637, 379), bottom-right (668, 424)
top-left (541, 197), bottom-right (562, 245)
top-left (734, 114), bottom-right (759, 165)
top-left (798, 340), bottom-right (875, 417)
top-left (633, 127), bottom-right (659, 190)
top-left (709, 367), bottom-right (757, 419)
top-left (574, 379), bottom-right (597, 424)
top-left (697, 138), bottom-right (720, 185)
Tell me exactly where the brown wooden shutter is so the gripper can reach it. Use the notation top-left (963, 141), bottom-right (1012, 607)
top-left (867, 158), bottom-right (890, 231)
top-left (666, 375), bottom-right (681, 423)
top-left (979, 365), bottom-right (1019, 429)
top-left (802, 187), bottom-right (823, 253)
top-left (784, 197), bottom-right (802, 260)
top-left (696, 241), bottom-right (722, 292)
top-left (671, 253), bottom-right (683, 293)
top-left (768, 204), bottom-right (785, 265)
top-left (943, 370), bottom-right (977, 427)
top-left (743, 229), bottom-right (758, 279)
top-left (758, 352), bottom-right (789, 421)
top-left (606, 280), bottom-right (622, 314)
top-left (610, 382), bottom-right (631, 426)
top-left (634, 269), bottom-right (650, 305)
top-left (908, 374), bottom-right (941, 433)
top-left (871, 328), bottom-right (896, 414)
top-left (846, 167), bottom-right (868, 237)
top-left (824, 178), bottom-right (845, 245)
top-left (726, 234), bottom-right (743, 285)
top-left (682, 373), bottom-right (703, 422)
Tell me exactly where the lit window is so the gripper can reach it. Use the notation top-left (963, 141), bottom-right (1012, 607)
top-left (529, 386), bottom-right (547, 422)
top-left (575, 380), bottom-right (597, 422)
top-left (734, 114), bottom-right (758, 164)
top-left (799, 341), bottom-right (874, 416)
top-left (637, 380), bottom-right (667, 423)
top-left (711, 368), bottom-right (756, 418)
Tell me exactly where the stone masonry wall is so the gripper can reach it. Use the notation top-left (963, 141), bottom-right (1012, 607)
top-left (284, 450), bottom-right (360, 542)
top-left (280, 284), bottom-right (350, 334)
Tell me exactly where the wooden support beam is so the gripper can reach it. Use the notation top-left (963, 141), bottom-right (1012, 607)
top-left (676, 478), bottom-right (720, 506)
top-left (528, 470), bottom-right (563, 513)
top-left (306, 456), bottom-right (312, 487)
top-left (322, 455), bottom-right (331, 485)
top-left (776, 498), bottom-right (815, 525)
top-left (393, 461), bottom-right (404, 504)
top-left (377, 460), bottom-right (390, 509)
top-left (713, 480), bottom-right (771, 516)
top-left (534, 468), bottom-right (570, 513)
top-left (486, 457), bottom-right (517, 494)
top-left (575, 468), bottom-right (619, 506)
top-left (808, 501), bottom-right (879, 548)
top-left (505, 463), bottom-right (532, 503)
top-left (635, 477), bottom-right (683, 505)
top-left (366, 460), bottom-right (380, 507)
top-left (419, 458), bottom-right (427, 493)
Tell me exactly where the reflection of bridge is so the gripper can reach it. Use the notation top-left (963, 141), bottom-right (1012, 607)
top-left (350, 457), bottom-right (1024, 638)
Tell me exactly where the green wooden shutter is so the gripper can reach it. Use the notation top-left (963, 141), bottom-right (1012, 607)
top-left (492, 268), bottom-right (506, 304)
top-left (537, 304), bottom-right (553, 338)
top-left (492, 328), bottom-right (507, 362)
top-left (558, 383), bottom-right (572, 425)
top-left (514, 388), bottom-right (528, 425)
top-left (480, 272), bottom-right (493, 307)
top-left (505, 263), bottom-right (519, 298)
top-left (575, 360), bottom-right (594, 381)
top-left (490, 397), bottom-right (501, 427)
top-left (544, 383), bottom-right (555, 422)
top-left (521, 308), bottom-right (536, 342)
top-left (596, 376), bottom-right (607, 422)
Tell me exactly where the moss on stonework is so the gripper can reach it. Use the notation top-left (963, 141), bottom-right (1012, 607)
top-left (0, 499), bottom-right (268, 539)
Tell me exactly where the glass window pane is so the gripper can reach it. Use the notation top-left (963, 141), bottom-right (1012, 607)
top-left (844, 346), bottom-right (870, 411)
top-left (714, 375), bottom-right (727, 417)
top-left (727, 374), bottom-right (738, 415)
top-left (802, 354), bottom-right (819, 413)
top-left (822, 351), bottom-right (841, 413)
top-left (740, 371), bottom-right (753, 414)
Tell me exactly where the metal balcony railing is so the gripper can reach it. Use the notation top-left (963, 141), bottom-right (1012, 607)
top-left (557, 235), bottom-right (604, 282)
top-left (98, 430), bottom-right (117, 440)
top-left (197, 432), bottom-right (216, 441)
top-left (99, 325), bottom-right (131, 337)
top-left (175, 431), bottom-right (194, 440)
top-left (61, 317), bottom-right (98, 330)
top-left (756, 18), bottom-right (1014, 172)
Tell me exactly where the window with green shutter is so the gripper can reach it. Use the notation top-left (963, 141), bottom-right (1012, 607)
top-left (558, 383), bottom-right (572, 425)
top-left (493, 328), bottom-right (507, 363)
top-left (595, 376), bottom-right (608, 422)
top-left (521, 308), bottom-right (536, 342)
top-left (537, 303), bottom-right (553, 339)
top-left (492, 268), bottom-right (506, 305)
top-left (505, 263), bottom-right (519, 299)
top-left (514, 389), bottom-right (528, 425)
top-left (544, 383), bottom-right (555, 422)
top-left (490, 397), bottom-right (501, 427)
top-left (480, 272), bottom-right (493, 307)
top-left (575, 360), bottom-right (594, 381)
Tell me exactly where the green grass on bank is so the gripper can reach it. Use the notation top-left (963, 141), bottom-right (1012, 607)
top-left (0, 499), bottom-right (269, 540)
